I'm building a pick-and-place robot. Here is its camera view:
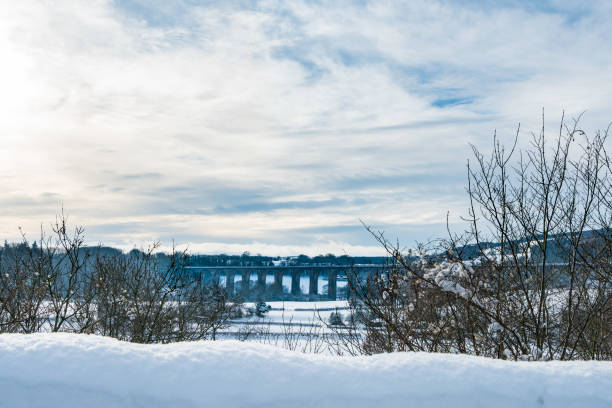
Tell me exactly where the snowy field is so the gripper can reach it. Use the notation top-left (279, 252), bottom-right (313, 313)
top-left (221, 301), bottom-right (352, 353)
top-left (230, 300), bottom-right (350, 332)
top-left (1, 333), bottom-right (611, 408)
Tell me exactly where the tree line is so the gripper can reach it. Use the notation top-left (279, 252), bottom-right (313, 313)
top-left (187, 253), bottom-right (386, 267)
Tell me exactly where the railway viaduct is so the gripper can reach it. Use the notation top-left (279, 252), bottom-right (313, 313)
top-left (185, 265), bottom-right (382, 300)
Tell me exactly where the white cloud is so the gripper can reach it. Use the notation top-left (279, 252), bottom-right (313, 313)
top-left (0, 0), bottom-right (611, 254)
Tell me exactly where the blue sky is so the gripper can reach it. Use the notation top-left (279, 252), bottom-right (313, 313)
top-left (1, 0), bottom-right (611, 255)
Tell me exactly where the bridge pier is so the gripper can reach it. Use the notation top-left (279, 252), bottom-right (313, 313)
top-left (225, 271), bottom-right (235, 296)
top-left (210, 269), bottom-right (220, 287)
top-left (327, 270), bottom-right (337, 300)
top-left (309, 269), bottom-right (319, 299)
top-left (241, 270), bottom-right (251, 297)
top-left (346, 274), bottom-right (353, 299)
top-left (291, 270), bottom-right (301, 296)
top-left (256, 270), bottom-right (266, 299)
top-left (273, 270), bottom-right (283, 295)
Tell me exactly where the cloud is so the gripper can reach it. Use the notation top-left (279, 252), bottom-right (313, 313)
top-left (0, 0), bottom-right (611, 254)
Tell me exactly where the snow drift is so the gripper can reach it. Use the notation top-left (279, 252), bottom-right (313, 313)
top-left (0, 334), bottom-right (610, 408)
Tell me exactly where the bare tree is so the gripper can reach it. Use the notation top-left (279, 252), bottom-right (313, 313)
top-left (349, 113), bottom-right (612, 360)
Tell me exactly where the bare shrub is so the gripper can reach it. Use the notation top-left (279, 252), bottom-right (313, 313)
top-left (0, 215), bottom-right (94, 334)
top-left (0, 214), bottom-right (242, 344)
top-left (349, 113), bottom-right (612, 360)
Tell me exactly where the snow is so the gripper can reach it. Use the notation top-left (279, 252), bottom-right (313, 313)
top-left (1, 333), bottom-right (611, 407)
top-left (423, 261), bottom-right (474, 298)
top-left (227, 301), bottom-right (350, 335)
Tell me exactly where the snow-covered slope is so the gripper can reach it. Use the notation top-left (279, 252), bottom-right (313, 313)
top-left (1, 333), bottom-right (610, 408)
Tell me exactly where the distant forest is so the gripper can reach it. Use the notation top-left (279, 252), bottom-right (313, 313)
top-left (0, 241), bottom-right (386, 267)
top-left (186, 253), bottom-right (387, 267)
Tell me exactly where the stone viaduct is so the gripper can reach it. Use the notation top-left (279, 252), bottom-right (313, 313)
top-left (185, 265), bottom-right (382, 301)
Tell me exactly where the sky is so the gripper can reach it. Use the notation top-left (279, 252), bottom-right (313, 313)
top-left (1, 0), bottom-right (612, 256)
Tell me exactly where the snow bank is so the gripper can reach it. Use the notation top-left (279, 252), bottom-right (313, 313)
top-left (1, 334), bottom-right (611, 408)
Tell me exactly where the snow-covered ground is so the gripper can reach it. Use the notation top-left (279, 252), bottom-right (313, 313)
top-left (231, 300), bottom-right (350, 333)
top-left (1, 333), bottom-right (611, 408)
top-left (224, 301), bottom-right (352, 353)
